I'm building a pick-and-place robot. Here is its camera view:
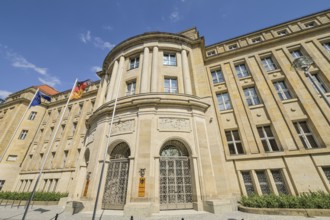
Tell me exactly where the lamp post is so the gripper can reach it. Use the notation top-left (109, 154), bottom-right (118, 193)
top-left (292, 56), bottom-right (330, 108)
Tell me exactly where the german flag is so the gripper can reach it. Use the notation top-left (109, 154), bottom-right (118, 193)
top-left (71, 80), bottom-right (92, 100)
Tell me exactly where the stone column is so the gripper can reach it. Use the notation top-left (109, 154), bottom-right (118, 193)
top-left (95, 74), bottom-right (109, 109)
top-left (105, 60), bottom-right (119, 102)
top-left (181, 49), bottom-right (192, 95)
top-left (140, 47), bottom-right (150, 93)
top-left (151, 47), bottom-right (158, 92)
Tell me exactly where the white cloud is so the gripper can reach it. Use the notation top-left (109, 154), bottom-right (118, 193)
top-left (80, 30), bottom-right (115, 50)
top-left (91, 66), bottom-right (102, 72)
top-left (0, 90), bottom-right (11, 99)
top-left (38, 76), bottom-right (61, 87)
top-left (1, 47), bottom-right (61, 87)
top-left (169, 8), bottom-right (181, 23)
top-left (80, 31), bottom-right (91, 43)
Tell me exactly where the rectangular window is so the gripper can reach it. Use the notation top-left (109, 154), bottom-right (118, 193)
top-left (0, 180), bottom-right (5, 191)
top-left (78, 103), bottom-right (84, 115)
top-left (225, 130), bottom-right (244, 154)
top-left (257, 126), bottom-right (280, 152)
top-left (63, 150), bottom-right (69, 168)
top-left (228, 44), bottom-right (238, 50)
top-left (294, 121), bottom-right (318, 149)
top-left (51, 152), bottom-right (56, 166)
top-left (216, 92), bottom-right (232, 111)
top-left (28, 111), bottom-right (37, 120)
top-left (129, 57), bottom-right (139, 69)
top-left (256, 171), bottom-right (271, 194)
top-left (164, 78), bottom-right (178, 93)
top-left (273, 81), bottom-right (292, 100)
top-left (271, 170), bottom-right (288, 194)
top-left (207, 50), bottom-right (216, 56)
top-left (235, 63), bottom-right (250, 78)
top-left (244, 87), bottom-right (261, 106)
top-left (261, 57), bottom-right (277, 72)
top-left (60, 125), bottom-right (66, 136)
top-left (308, 74), bottom-right (329, 94)
top-left (6, 155), bottom-right (17, 162)
top-left (291, 50), bottom-right (303, 59)
top-left (126, 81), bottom-right (136, 95)
top-left (211, 69), bottom-right (224, 84)
top-left (18, 130), bottom-right (28, 140)
top-left (72, 122), bottom-right (77, 136)
top-left (322, 167), bottom-right (330, 184)
top-left (277, 30), bottom-right (287, 36)
top-left (251, 37), bottom-right (262, 44)
top-left (241, 171), bottom-right (255, 195)
top-left (163, 53), bottom-right (176, 66)
top-left (323, 42), bottom-right (330, 53)
top-left (304, 21), bottom-right (315, 28)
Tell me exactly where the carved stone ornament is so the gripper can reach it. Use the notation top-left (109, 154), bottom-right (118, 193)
top-left (158, 117), bottom-right (190, 132)
top-left (112, 119), bottom-right (135, 135)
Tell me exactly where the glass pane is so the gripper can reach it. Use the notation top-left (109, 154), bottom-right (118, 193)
top-left (232, 130), bottom-right (240, 140)
top-left (228, 144), bottom-right (236, 154)
top-left (300, 122), bottom-right (310, 133)
top-left (264, 126), bottom-right (273, 137)
top-left (257, 127), bottom-right (264, 138)
top-left (269, 139), bottom-right (279, 151)
top-left (225, 131), bottom-right (232, 141)
top-left (307, 135), bottom-right (318, 148)
top-left (236, 143), bottom-right (244, 154)
top-left (262, 140), bottom-right (269, 152)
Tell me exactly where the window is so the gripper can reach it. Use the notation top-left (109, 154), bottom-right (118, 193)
top-left (273, 81), bottom-right (292, 100)
top-left (322, 167), bottom-right (330, 184)
top-left (308, 74), bottom-right (329, 94)
top-left (304, 21), bottom-right (315, 28)
top-left (0, 180), bottom-right (5, 191)
top-left (271, 170), bottom-right (288, 194)
top-left (261, 57), bottom-right (277, 72)
top-left (72, 123), bottom-right (77, 136)
top-left (60, 125), bottom-right (66, 136)
top-left (257, 126), bottom-right (280, 152)
top-left (228, 44), bottom-right (238, 50)
top-left (277, 30), bottom-right (287, 36)
top-left (251, 37), bottom-right (262, 44)
top-left (323, 42), bottom-right (330, 53)
top-left (49, 127), bottom-right (54, 138)
top-left (235, 63), bottom-right (250, 78)
top-left (126, 81), bottom-right (136, 95)
top-left (225, 130), bottom-right (244, 155)
top-left (164, 78), bottom-right (178, 93)
top-left (63, 150), bottom-right (69, 167)
top-left (244, 87), bottom-right (261, 106)
top-left (129, 57), bottom-right (139, 69)
top-left (18, 130), bottom-right (28, 140)
top-left (294, 121), bottom-right (318, 149)
top-left (241, 172), bottom-right (255, 195)
top-left (211, 69), bottom-right (224, 84)
top-left (291, 50), bottom-right (303, 59)
top-left (163, 53), bottom-right (176, 66)
top-left (7, 155), bottom-right (17, 162)
top-left (78, 103), bottom-right (84, 115)
top-left (207, 50), bottom-right (216, 56)
top-left (28, 111), bottom-right (37, 120)
top-left (216, 92), bottom-right (232, 111)
top-left (51, 152), bottom-right (56, 166)
top-left (256, 171), bottom-right (271, 194)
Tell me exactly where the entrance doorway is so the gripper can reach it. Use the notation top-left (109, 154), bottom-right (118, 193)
top-left (159, 140), bottom-right (193, 210)
top-left (102, 142), bottom-right (130, 209)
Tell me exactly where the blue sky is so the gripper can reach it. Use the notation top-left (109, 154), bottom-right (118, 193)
top-left (0, 0), bottom-right (329, 99)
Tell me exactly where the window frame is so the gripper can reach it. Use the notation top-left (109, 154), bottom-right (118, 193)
top-left (163, 53), bottom-right (177, 66)
top-left (323, 42), bottom-right (330, 53)
top-left (164, 78), bottom-right (178, 93)
top-left (257, 126), bottom-right (280, 152)
top-left (126, 80), bottom-right (136, 96)
top-left (129, 57), bottom-right (140, 69)
top-left (28, 111), bottom-right (37, 120)
top-left (294, 121), bottom-right (318, 149)
top-left (225, 130), bottom-right (244, 155)
top-left (216, 92), bottom-right (232, 111)
top-left (211, 69), bottom-right (224, 84)
top-left (243, 87), bottom-right (261, 106)
top-left (261, 57), bottom-right (277, 72)
top-left (291, 50), bottom-right (303, 59)
top-left (273, 81), bottom-right (292, 100)
top-left (309, 73), bottom-right (329, 94)
top-left (235, 63), bottom-right (250, 78)
top-left (18, 130), bottom-right (28, 140)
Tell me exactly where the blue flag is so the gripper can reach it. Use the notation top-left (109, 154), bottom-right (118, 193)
top-left (31, 91), bottom-right (51, 107)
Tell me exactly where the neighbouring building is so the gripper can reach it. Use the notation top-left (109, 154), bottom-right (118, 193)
top-left (0, 9), bottom-right (329, 216)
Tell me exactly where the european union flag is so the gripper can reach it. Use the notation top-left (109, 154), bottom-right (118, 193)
top-left (31, 91), bottom-right (51, 107)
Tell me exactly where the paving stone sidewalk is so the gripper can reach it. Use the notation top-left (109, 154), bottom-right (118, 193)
top-left (1, 205), bottom-right (330, 220)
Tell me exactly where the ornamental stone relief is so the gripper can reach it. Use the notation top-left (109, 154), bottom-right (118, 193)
top-left (112, 119), bottom-right (135, 135)
top-left (158, 118), bottom-right (190, 132)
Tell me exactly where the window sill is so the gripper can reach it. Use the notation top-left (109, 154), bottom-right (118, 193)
top-left (220, 109), bottom-right (234, 114)
top-left (248, 103), bottom-right (264, 109)
top-left (282, 98), bottom-right (298, 104)
top-left (266, 68), bottom-right (281, 74)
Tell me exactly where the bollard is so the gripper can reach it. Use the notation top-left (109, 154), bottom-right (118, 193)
top-left (130, 216), bottom-right (133, 220)
top-left (55, 213), bottom-right (59, 220)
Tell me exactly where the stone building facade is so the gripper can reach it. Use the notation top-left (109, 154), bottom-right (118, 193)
top-left (0, 9), bottom-right (329, 216)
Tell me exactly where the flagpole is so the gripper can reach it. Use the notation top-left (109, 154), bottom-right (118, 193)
top-left (22, 79), bottom-right (78, 220)
top-left (92, 71), bottom-right (123, 220)
top-left (0, 88), bottom-right (40, 162)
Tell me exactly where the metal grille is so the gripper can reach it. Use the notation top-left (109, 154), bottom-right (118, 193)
top-left (160, 157), bottom-right (193, 210)
top-left (271, 170), bottom-right (288, 194)
top-left (256, 171), bottom-right (270, 194)
top-left (241, 171), bottom-right (255, 195)
top-left (102, 159), bottom-right (129, 209)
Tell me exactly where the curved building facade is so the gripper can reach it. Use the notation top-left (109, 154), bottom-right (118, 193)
top-left (0, 9), bottom-right (329, 217)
